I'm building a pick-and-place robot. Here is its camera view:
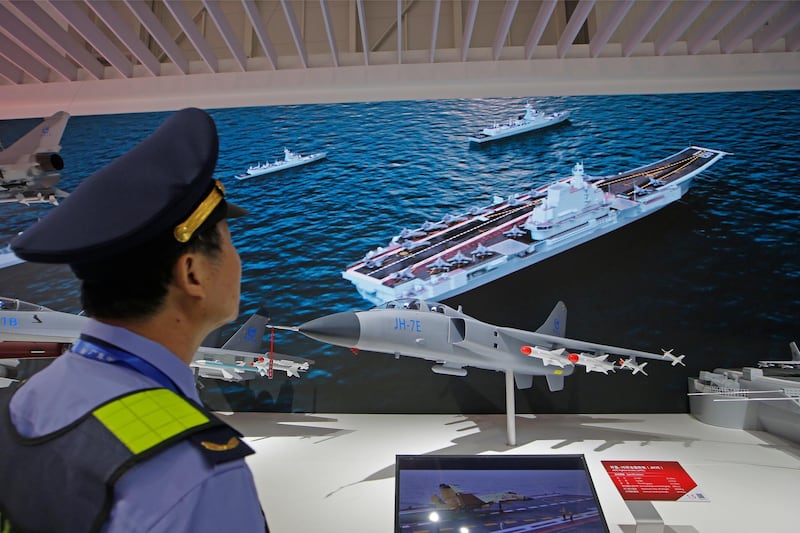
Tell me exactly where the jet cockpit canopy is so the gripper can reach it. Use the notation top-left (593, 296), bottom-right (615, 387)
top-left (377, 298), bottom-right (459, 315)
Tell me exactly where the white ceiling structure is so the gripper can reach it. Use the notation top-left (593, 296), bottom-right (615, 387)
top-left (0, 0), bottom-right (798, 119)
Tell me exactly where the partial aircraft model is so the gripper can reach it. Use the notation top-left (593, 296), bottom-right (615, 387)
top-left (0, 111), bottom-right (70, 206)
top-left (758, 341), bottom-right (800, 369)
top-left (0, 297), bottom-right (312, 384)
top-left (275, 298), bottom-right (684, 392)
top-left (192, 309), bottom-right (312, 381)
top-left (432, 483), bottom-right (528, 511)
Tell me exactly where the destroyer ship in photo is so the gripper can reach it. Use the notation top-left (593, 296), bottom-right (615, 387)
top-left (343, 146), bottom-right (729, 305)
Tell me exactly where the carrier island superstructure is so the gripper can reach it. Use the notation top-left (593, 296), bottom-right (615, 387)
top-left (342, 146), bottom-right (729, 305)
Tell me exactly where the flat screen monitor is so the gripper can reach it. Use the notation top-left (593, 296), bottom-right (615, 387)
top-left (395, 454), bottom-right (609, 532)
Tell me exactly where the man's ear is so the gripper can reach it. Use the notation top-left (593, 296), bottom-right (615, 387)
top-left (172, 252), bottom-right (206, 297)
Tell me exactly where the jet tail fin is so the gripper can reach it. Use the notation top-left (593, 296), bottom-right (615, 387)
top-left (791, 341), bottom-right (800, 362)
top-left (546, 374), bottom-right (564, 392)
top-left (0, 111), bottom-right (70, 165)
top-left (536, 301), bottom-right (567, 337)
top-left (221, 311), bottom-right (268, 352)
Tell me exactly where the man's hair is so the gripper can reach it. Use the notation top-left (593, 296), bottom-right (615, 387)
top-left (80, 224), bottom-right (222, 319)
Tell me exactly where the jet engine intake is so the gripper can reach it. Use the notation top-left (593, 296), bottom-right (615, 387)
top-left (35, 152), bottom-right (64, 172)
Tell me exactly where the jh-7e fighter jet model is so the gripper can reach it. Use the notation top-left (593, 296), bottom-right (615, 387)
top-left (0, 111), bottom-right (70, 206)
top-left (0, 297), bottom-right (312, 382)
top-left (278, 298), bottom-right (684, 392)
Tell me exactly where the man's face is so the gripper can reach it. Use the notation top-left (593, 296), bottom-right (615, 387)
top-left (207, 220), bottom-right (242, 327)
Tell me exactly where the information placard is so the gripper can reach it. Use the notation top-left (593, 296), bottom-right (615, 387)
top-left (602, 461), bottom-right (709, 502)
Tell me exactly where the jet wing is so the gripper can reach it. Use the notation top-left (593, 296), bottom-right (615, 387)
top-left (194, 346), bottom-right (312, 378)
top-left (499, 327), bottom-right (675, 364)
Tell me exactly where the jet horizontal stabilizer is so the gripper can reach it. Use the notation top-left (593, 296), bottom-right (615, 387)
top-left (546, 374), bottom-right (565, 392)
top-left (514, 373), bottom-right (533, 389)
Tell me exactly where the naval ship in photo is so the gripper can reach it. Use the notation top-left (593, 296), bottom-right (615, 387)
top-left (342, 146), bottom-right (729, 305)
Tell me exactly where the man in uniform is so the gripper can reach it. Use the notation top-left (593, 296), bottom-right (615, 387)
top-left (0, 108), bottom-right (268, 532)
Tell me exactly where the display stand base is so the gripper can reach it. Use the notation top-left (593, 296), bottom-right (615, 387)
top-left (619, 502), bottom-right (699, 533)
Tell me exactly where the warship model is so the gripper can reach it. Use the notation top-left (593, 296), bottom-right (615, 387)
top-left (688, 343), bottom-right (800, 445)
top-left (342, 146), bottom-right (729, 305)
top-left (468, 103), bottom-right (569, 143)
top-left (235, 147), bottom-right (326, 179)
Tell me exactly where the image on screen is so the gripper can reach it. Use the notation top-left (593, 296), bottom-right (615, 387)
top-left (395, 454), bottom-right (609, 532)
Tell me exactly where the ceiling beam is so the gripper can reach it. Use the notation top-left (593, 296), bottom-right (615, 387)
top-left (753, 3), bottom-right (800, 52)
top-left (589, 0), bottom-right (634, 58)
top-left (0, 4), bottom-right (76, 81)
top-left (203, 0), bottom-right (247, 71)
top-left (242, 0), bottom-right (277, 70)
top-left (397, 0), bottom-right (402, 64)
top-left (492, 0), bottom-right (519, 61)
top-left (49, 0), bottom-right (133, 78)
top-left (622, 0), bottom-right (671, 57)
top-left (788, 27), bottom-right (800, 51)
top-left (280, 0), bottom-right (308, 68)
top-left (687, 1), bottom-right (748, 55)
top-left (525, 0), bottom-right (558, 59)
top-left (654, 0), bottom-right (710, 56)
top-left (10, 0), bottom-right (104, 80)
top-left (319, 0), bottom-right (339, 67)
top-left (163, 0), bottom-right (218, 73)
top-left (372, 1), bottom-right (414, 52)
top-left (356, 0), bottom-right (369, 65)
top-left (720, 1), bottom-right (786, 54)
top-left (124, 0), bottom-right (189, 75)
top-left (429, 0), bottom-right (441, 63)
top-left (0, 32), bottom-right (48, 82)
top-left (461, 0), bottom-right (479, 62)
top-left (86, 0), bottom-right (160, 76)
top-left (0, 54), bottom-right (24, 84)
top-left (557, 0), bottom-right (595, 59)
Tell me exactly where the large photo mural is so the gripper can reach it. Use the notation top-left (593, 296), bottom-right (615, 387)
top-left (1, 90), bottom-right (798, 415)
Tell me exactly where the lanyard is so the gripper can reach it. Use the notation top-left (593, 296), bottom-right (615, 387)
top-left (72, 335), bottom-right (181, 395)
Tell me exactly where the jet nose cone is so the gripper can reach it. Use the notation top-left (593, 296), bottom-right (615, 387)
top-left (298, 312), bottom-right (360, 347)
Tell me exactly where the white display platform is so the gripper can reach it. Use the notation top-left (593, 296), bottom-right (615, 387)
top-left (220, 412), bottom-right (799, 532)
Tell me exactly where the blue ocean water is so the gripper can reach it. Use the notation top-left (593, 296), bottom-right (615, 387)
top-left (1, 91), bottom-right (798, 414)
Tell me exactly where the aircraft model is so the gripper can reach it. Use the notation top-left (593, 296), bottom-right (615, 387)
top-left (191, 309), bottom-right (312, 381)
top-left (0, 111), bottom-right (70, 206)
top-left (275, 298), bottom-right (682, 392)
top-left (503, 225), bottom-right (527, 238)
top-left (661, 348), bottom-right (686, 366)
top-left (432, 483), bottom-right (528, 511)
top-left (0, 297), bottom-right (311, 381)
top-left (648, 176), bottom-right (667, 187)
top-left (757, 341), bottom-right (800, 369)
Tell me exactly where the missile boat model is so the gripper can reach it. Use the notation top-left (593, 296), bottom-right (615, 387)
top-left (342, 146), bottom-right (729, 305)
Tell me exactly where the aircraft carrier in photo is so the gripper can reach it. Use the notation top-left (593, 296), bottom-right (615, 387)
top-left (343, 146), bottom-right (729, 305)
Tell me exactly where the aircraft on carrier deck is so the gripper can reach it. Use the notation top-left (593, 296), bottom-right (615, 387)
top-left (0, 297), bottom-right (312, 385)
top-left (0, 111), bottom-right (70, 206)
top-left (277, 298), bottom-right (683, 392)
